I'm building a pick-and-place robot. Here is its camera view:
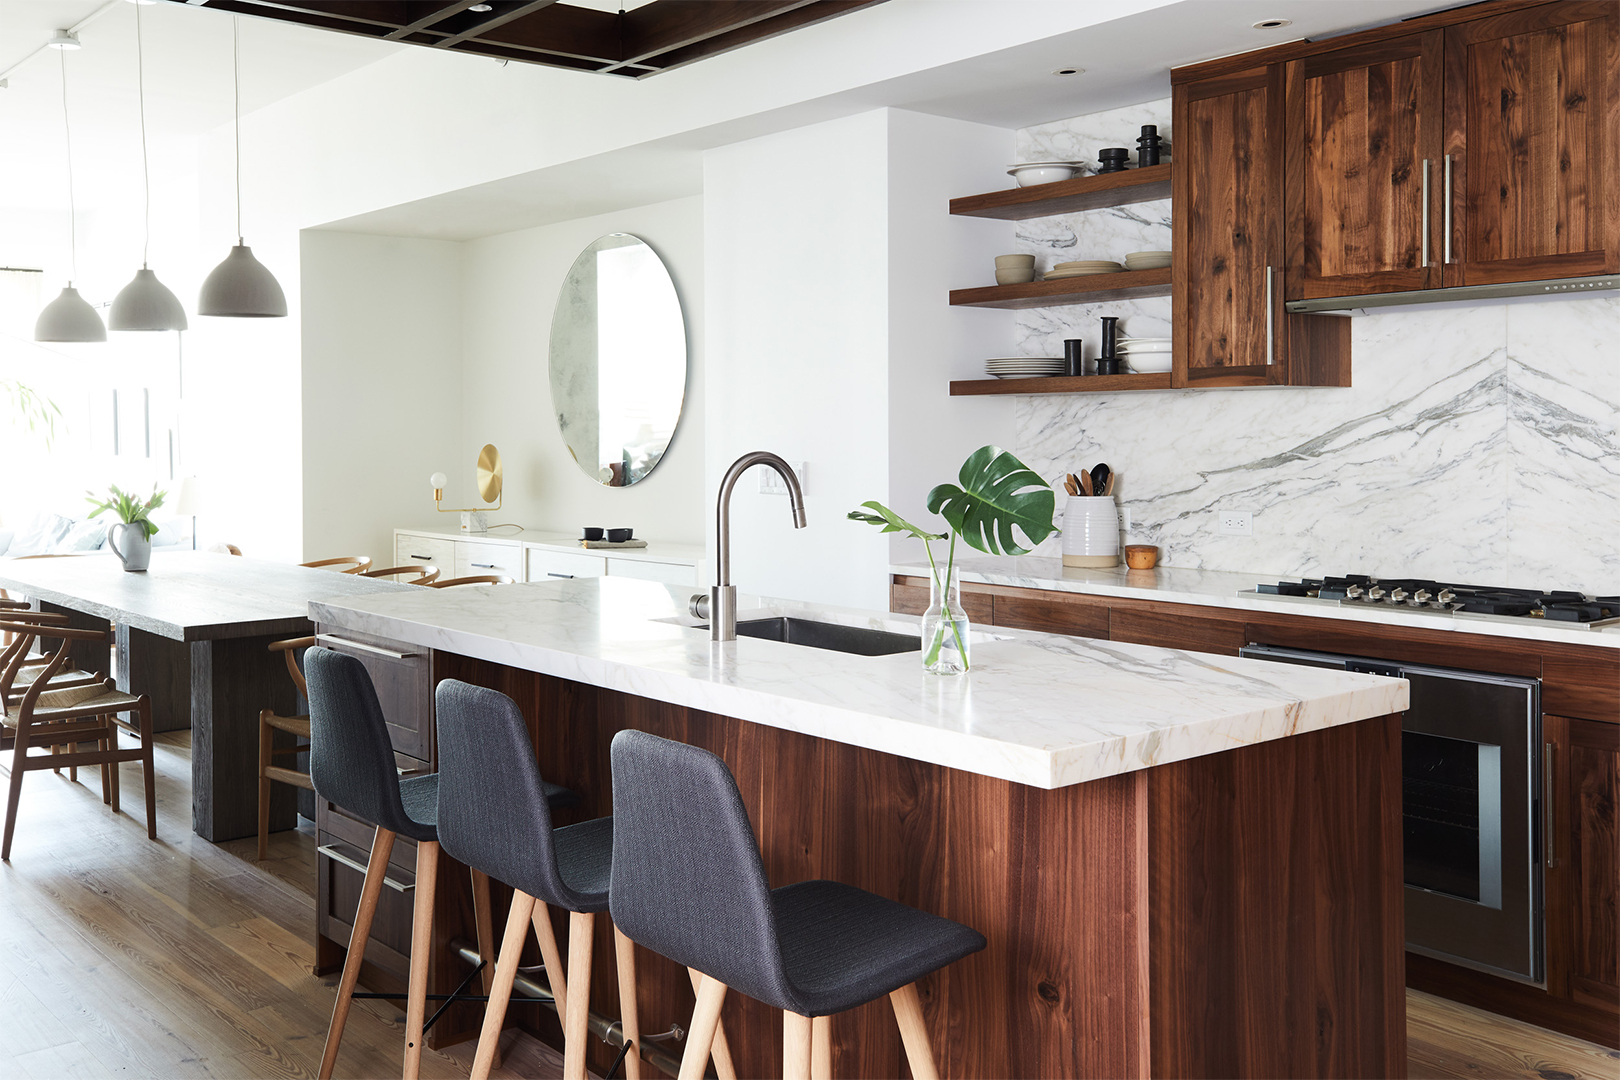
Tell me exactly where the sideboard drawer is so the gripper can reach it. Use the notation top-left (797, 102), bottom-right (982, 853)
top-left (527, 548), bottom-right (607, 582)
top-left (607, 557), bottom-right (699, 587)
top-left (394, 533), bottom-right (456, 576)
top-left (455, 541), bottom-right (524, 581)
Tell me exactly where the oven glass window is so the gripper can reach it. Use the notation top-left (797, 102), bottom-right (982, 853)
top-left (1403, 731), bottom-right (1481, 901)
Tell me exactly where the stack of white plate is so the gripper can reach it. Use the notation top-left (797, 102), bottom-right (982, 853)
top-left (1046, 260), bottom-right (1124, 280)
top-left (1116, 336), bottom-right (1172, 373)
top-left (1124, 250), bottom-right (1172, 271)
top-left (985, 357), bottom-right (1066, 379)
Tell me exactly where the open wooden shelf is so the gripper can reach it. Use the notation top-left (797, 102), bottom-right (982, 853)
top-left (950, 163), bottom-right (1172, 220)
top-left (950, 267), bottom-right (1171, 309)
top-left (950, 371), bottom-right (1173, 396)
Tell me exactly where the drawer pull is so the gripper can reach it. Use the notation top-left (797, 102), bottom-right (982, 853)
top-left (408, 553), bottom-right (433, 560)
top-left (471, 562), bottom-right (498, 569)
top-left (318, 844), bottom-right (414, 892)
top-left (547, 572), bottom-right (575, 579)
top-left (317, 634), bottom-right (417, 661)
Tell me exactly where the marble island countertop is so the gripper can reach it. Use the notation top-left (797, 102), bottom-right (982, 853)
top-left (894, 556), bottom-right (1620, 651)
top-left (310, 576), bottom-right (1407, 790)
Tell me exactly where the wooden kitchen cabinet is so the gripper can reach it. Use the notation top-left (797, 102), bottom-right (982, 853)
top-left (1445, 2), bottom-right (1620, 286)
top-left (1285, 31), bottom-right (1446, 298)
top-left (1173, 64), bottom-right (1352, 388)
top-left (1546, 714), bottom-right (1620, 1017)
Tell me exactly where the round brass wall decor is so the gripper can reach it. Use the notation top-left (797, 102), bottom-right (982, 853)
top-left (476, 444), bottom-right (503, 502)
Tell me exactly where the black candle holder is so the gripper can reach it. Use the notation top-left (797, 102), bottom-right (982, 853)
top-left (1064, 338), bottom-right (1086, 377)
top-left (1096, 317), bottom-right (1121, 374)
top-left (1097, 147), bottom-right (1130, 173)
top-left (1137, 125), bottom-right (1163, 167)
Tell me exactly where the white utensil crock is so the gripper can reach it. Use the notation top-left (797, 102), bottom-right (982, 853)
top-left (1061, 496), bottom-right (1120, 568)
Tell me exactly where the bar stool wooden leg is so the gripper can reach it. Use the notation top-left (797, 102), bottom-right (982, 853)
top-left (531, 903), bottom-right (568, 1018)
top-left (403, 838), bottom-right (440, 1080)
top-left (471, 890), bottom-right (537, 1080)
top-left (318, 827), bottom-right (396, 1080)
top-left (678, 974), bottom-right (728, 1080)
top-left (613, 923), bottom-right (643, 1080)
top-left (889, 983), bottom-right (938, 1080)
top-left (783, 1011), bottom-right (813, 1080)
top-left (811, 1015), bottom-right (831, 1080)
top-left (469, 868), bottom-right (503, 1071)
top-left (687, 966), bottom-right (738, 1080)
top-left (257, 710), bottom-right (274, 861)
top-left (563, 910), bottom-right (595, 1080)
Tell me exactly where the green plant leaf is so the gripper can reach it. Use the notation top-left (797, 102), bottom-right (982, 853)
top-left (846, 501), bottom-right (946, 542)
top-left (925, 445), bottom-right (1057, 556)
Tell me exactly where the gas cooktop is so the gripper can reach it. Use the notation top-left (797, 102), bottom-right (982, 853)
top-left (1241, 575), bottom-right (1620, 629)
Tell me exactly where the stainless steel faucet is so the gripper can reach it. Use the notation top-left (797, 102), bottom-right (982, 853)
top-left (691, 451), bottom-right (807, 640)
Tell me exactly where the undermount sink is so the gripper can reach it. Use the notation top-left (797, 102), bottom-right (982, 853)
top-left (695, 617), bottom-right (920, 656)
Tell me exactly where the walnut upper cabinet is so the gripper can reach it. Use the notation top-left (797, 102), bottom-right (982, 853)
top-left (1285, 31), bottom-right (1446, 299)
top-left (1445, 2), bottom-right (1619, 286)
top-left (1173, 64), bottom-right (1352, 388)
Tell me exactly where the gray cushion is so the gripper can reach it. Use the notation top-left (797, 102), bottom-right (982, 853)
top-left (7, 514), bottom-right (72, 557)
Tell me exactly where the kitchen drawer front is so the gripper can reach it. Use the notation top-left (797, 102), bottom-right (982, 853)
top-left (455, 540), bottom-right (524, 581)
top-left (527, 548), bottom-right (607, 582)
top-left (315, 628), bottom-right (434, 761)
top-left (607, 557), bottom-right (699, 588)
top-left (394, 533), bottom-right (456, 576)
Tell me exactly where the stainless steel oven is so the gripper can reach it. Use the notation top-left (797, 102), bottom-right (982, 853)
top-left (1239, 644), bottom-right (1544, 985)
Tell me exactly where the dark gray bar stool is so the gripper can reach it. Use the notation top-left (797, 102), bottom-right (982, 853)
top-left (304, 649), bottom-right (576, 1080)
top-left (434, 678), bottom-right (641, 1080)
top-left (609, 729), bottom-right (986, 1080)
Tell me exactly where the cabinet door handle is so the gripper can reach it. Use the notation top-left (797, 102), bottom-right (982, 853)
top-left (471, 562), bottom-right (498, 569)
top-left (316, 634), bottom-right (417, 661)
top-left (546, 572), bottom-right (574, 579)
top-left (318, 844), bottom-right (414, 892)
top-left (1443, 154), bottom-right (1453, 264)
top-left (1420, 158), bottom-right (1431, 267)
top-left (1264, 265), bottom-right (1275, 366)
top-left (1544, 742), bottom-right (1557, 868)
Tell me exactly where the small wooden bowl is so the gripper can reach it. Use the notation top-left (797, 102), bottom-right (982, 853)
top-left (1124, 544), bottom-right (1158, 570)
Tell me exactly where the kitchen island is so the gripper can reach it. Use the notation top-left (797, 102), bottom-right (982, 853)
top-left (312, 577), bottom-right (1411, 1079)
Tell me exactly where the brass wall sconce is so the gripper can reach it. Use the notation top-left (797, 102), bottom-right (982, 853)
top-left (431, 444), bottom-right (503, 533)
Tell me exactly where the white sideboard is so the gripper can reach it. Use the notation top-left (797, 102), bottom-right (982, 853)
top-left (393, 527), bottom-right (703, 588)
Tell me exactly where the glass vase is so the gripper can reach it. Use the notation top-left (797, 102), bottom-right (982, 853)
top-left (921, 564), bottom-right (971, 675)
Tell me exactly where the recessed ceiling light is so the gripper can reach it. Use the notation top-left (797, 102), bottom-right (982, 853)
top-left (469, 2), bottom-right (493, 10)
top-left (1052, 67), bottom-right (1085, 77)
top-left (47, 30), bottom-right (82, 50)
top-left (1252, 18), bottom-right (1292, 29)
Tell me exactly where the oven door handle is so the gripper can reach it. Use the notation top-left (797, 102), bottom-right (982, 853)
top-left (1544, 742), bottom-right (1557, 868)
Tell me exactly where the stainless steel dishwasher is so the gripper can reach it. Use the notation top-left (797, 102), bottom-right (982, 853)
top-left (1240, 643), bottom-right (1545, 985)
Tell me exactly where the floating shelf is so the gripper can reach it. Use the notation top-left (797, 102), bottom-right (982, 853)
top-left (949, 267), bottom-right (1171, 309)
top-left (949, 163), bottom-right (1172, 220)
top-left (950, 372), bottom-right (1173, 396)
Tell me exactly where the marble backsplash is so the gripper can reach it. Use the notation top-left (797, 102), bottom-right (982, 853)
top-left (1008, 101), bottom-right (1620, 595)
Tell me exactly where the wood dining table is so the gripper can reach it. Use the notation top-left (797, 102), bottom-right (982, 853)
top-left (0, 551), bottom-right (412, 842)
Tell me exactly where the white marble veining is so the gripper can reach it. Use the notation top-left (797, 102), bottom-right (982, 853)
top-left (311, 576), bottom-right (1407, 790)
top-left (1005, 99), bottom-right (1620, 596)
top-left (894, 556), bottom-right (1620, 651)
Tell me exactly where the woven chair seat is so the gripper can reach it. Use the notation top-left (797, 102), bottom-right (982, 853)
top-left (2, 685), bottom-right (142, 727)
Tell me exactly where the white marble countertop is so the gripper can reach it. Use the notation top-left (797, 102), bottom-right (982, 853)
top-left (893, 556), bottom-right (1620, 651)
top-left (395, 526), bottom-right (704, 567)
top-left (310, 576), bottom-right (1407, 790)
top-left (0, 550), bottom-right (411, 641)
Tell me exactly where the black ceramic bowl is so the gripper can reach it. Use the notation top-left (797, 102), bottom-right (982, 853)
top-left (582, 527), bottom-right (604, 541)
top-left (606, 528), bottom-right (633, 543)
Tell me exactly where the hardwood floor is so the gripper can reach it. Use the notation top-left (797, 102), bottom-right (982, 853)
top-left (0, 730), bottom-right (1613, 1079)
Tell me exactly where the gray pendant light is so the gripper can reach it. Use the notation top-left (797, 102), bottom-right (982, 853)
top-left (37, 49), bottom-right (106, 343)
top-left (198, 18), bottom-right (285, 318)
top-left (109, 0), bottom-right (187, 332)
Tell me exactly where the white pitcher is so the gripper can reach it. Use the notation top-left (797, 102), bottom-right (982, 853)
top-left (1061, 496), bottom-right (1120, 568)
top-left (110, 522), bottom-right (153, 572)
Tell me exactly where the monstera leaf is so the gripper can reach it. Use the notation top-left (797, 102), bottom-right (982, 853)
top-left (847, 501), bottom-right (946, 542)
top-left (925, 445), bottom-right (1056, 556)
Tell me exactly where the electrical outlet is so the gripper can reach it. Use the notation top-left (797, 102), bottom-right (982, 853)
top-left (1218, 510), bottom-right (1253, 536)
top-left (759, 461), bottom-right (807, 496)
top-left (1120, 508), bottom-right (1131, 531)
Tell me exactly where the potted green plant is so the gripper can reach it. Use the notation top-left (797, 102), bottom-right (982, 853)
top-left (86, 483), bottom-right (165, 572)
top-left (850, 445), bottom-right (1056, 674)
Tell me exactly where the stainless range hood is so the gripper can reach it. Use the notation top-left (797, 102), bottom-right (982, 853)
top-left (1285, 274), bottom-right (1620, 314)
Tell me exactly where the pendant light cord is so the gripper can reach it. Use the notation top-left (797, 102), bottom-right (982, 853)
top-left (233, 17), bottom-right (242, 244)
top-left (135, 0), bottom-right (151, 268)
top-left (59, 49), bottom-right (78, 285)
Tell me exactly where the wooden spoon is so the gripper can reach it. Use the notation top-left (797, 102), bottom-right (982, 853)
top-left (1080, 470), bottom-right (1094, 496)
top-left (1064, 473), bottom-right (1079, 497)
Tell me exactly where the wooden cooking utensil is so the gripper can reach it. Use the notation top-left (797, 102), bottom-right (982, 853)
top-left (1064, 473), bottom-right (1079, 497)
top-left (1080, 470), bottom-right (1094, 496)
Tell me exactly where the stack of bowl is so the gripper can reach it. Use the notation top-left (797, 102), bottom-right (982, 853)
top-left (1124, 250), bottom-right (1172, 271)
top-left (1116, 336), bottom-right (1172, 373)
top-left (1045, 259), bottom-right (1124, 280)
top-left (994, 254), bottom-right (1036, 285)
top-left (1006, 162), bottom-right (1084, 187)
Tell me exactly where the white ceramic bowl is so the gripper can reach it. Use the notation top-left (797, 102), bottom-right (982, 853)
top-left (1008, 164), bottom-right (1080, 187)
top-left (1126, 353), bottom-right (1173, 373)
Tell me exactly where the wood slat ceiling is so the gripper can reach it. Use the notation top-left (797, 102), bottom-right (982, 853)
top-left (161, 0), bottom-right (887, 78)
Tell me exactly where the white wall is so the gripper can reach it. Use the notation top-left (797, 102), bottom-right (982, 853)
top-left (456, 195), bottom-right (705, 545)
top-left (300, 231), bottom-right (464, 565)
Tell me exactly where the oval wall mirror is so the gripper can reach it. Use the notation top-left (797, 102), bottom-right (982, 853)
top-left (548, 233), bottom-right (687, 488)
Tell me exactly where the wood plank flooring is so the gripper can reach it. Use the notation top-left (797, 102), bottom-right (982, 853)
top-left (0, 730), bottom-right (1613, 1079)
